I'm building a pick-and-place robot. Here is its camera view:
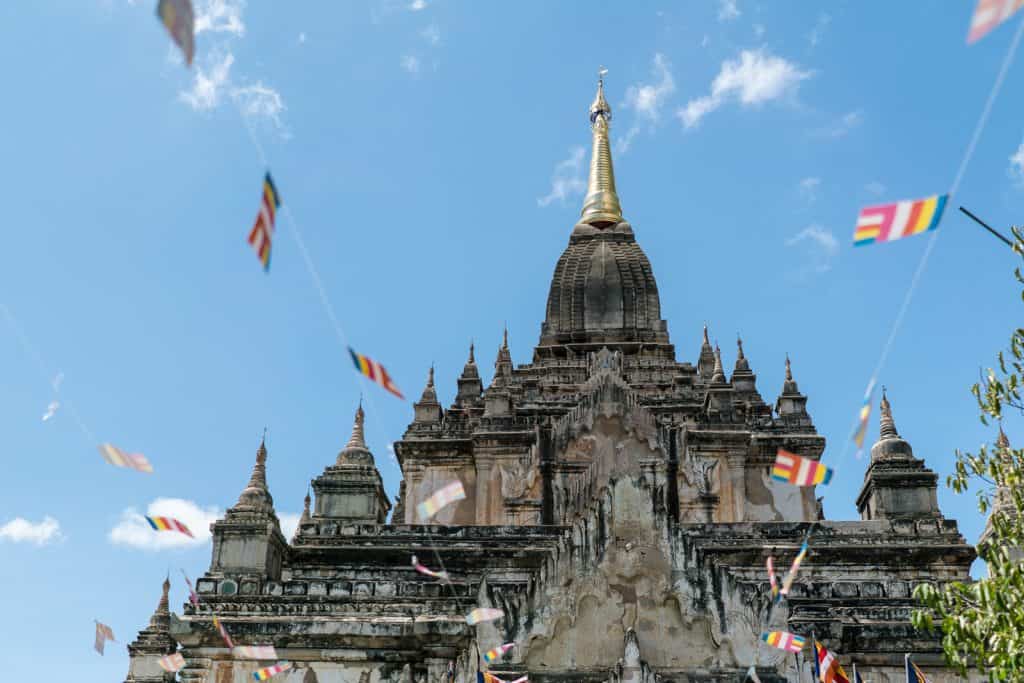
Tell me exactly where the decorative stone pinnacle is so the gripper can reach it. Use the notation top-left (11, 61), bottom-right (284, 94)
top-left (469, 341), bottom-right (475, 364)
top-left (737, 335), bottom-right (745, 360)
top-left (502, 326), bottom-right (509, 350)
top-left (785, 354), bottom-right (792, 381)
top-left (346, 404), bottom-right (367, 450)
top-left (702, 324), bottom-right (711, 347)
top-left (147, 576), bottom-right (171, 631)
top-left (711, 343), bottom-right (726, 383)
top-left (879, 387), bottom-right (899, 440)
top-left (419, 365), bottom-right (438, 404)
top-left (236, 436), bottom-right (273, 510)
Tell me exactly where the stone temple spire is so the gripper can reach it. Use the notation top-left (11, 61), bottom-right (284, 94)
top-left (293, 489), bottom-right (312, 542)
top-left (456, 341), bottom-right (483, 406)
top-left (414, 366), bottom-right (443, 424)
top-left (879, 387), bottom-right (899, 440)
top-left (124, 577), bottom-right (177, 682)
top-left (580, 69), bottom-right (623, 227)
top-left (710, 343), bottom-right (727, 384)
top-left (338, 404), bottom-right (375, 464)
top-left (233, 437), bottom-right (274, 513)
top-left (493, 327), bottom-right (513, 386)
top-left (775, 355), bottom-right (811, 424)
top-left (698, 324), bottom-right (716, 380)
top-left (734, 335), bottom-right (750, 374)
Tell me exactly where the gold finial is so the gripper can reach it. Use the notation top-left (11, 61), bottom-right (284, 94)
top-left (581, 68), bottom-right (623, 227)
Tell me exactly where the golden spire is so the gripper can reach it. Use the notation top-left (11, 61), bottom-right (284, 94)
top-left (580, 68), bottom-right (623, 227)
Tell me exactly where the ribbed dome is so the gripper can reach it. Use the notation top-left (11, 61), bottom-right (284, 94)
top-left (539, 222), bottom-right (669, 346)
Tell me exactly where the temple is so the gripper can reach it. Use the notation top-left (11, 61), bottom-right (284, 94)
top-left (125, 75), bottom-right (980, 683)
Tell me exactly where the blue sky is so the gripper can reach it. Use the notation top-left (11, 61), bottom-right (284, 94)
top-left (2, 1), bottom-right (1024, 679)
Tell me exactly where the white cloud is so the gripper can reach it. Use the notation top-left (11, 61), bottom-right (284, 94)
top-left (421, 24), bottom-right (441, 46)
top-left (617, 54), bottom-right (676, 154)
top-left (538, 146), bottom-right (587, 207)
top-left (786, 225), bottom-right (839, 274)
top-left (0, 516), bottom-right (62, 546)
top-left (865, 181), bottom-right (886, 196)
top-left (109, 498), bottom-right (221, 551)
top-left (811, 110), bottom-right (862, 139)
top-left (718, 0), bottom-right (740, 21)
top-left (799, 177), bottom-right (821, 200)
top-left (1009, 143), bottom-right (1024, 186)
top-left (808, 13), bottom-right (831, 48)
top-left (179, 52), bottom-right (234, 111)
top-left (409, 0), bottom-right (427, 10)
top-left (232, 82), bottom-right (286, 130)
top-left (677, 49), bottom-right (812, 129)
top-left (401, 55), bottom-right (421, 74)
top-left (194, 0), bottom-right (246, 36)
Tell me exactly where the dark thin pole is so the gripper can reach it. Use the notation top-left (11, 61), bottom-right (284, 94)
top-left (959, 206), bottom-right (1015, 247)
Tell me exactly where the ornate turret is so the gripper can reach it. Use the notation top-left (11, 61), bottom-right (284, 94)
top-left (857, 389), bottom-right (941, 521)
top-left (493, 328), bottom-right (513, 386)
top-left (414, 366), bottom-right (443, 424)
top-left (730, 335), bottom-right (766, 417)
top-left (775, 355), bottom-right (811, 426)
top-left (209, 437), bottom-right (287, 579)
top-left (455, 342), bottom-right (483, 406)
top-left (310, 405), bottom-right (391, 525)
top-left (704, 342), bottom-right (734, 420)
top-left (697, 324), bottom-right (715, 380)
top-left (124, 577), bottom-right (177, 682)
top-left (484, 331), bottom-right (514, 417)
top-left (293, 490), bottom-right (312, 542)
top-left (580, 71), bottom-right (622, 227)
top-left (981, 425), bottom-right (1019, 553)
top-left (710, 343), bottom-right (727, 385)
top-left (537, 72), bottom-right (671, 352)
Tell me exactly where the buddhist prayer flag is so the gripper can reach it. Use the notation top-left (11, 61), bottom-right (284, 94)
top-left (234, 645), bottom-right (278, 660)
top-left (159, 653), bottom-right (186, 672)
top-left (484, 675), bottom-right (527, 683)
top-left (851, 379), bottom-right (876, 456)
top-left (968, 0), bottom-right (1024, 43)
top-left (145, 515), bottom-right (193, 538)
top-left (213, 616), bottom-right (235, 649)
top-left (766, 557), bottom-right (778, 601)
top-left (466, 608), bottom-right (504, 625)
top-left (412, 555), bottom-right (449, 580)
top-left (416, 480), bottom-right (466, 521)
top-left (254, 663), bottom-right (292, 680)
top-left (906, 655), bottom-right (930, 683)
top-left (772, 449), bottom-right (832, 487)
top-left (761, 631), bottom-right (805, 653)
top-left (248, 173), bottom-right (280, 271)
top-left (853, 194), bottom-right (948, 247)
top-left (815, 641), bottom-right (851, 683)
top-left (483, 643), bottom-right (515, 664)
top-left (349, 347), bottom-right (404, 399)
top-left (156, 0), bottom-right (195, 65)
top-left (99, 443), bottom-right (153, 473)
top-left (779, 539), bottom-right (810, 597)
top-left (94, 621), bottom-right (115, 655)
top-left (182, 570), bottom-right (199, 606)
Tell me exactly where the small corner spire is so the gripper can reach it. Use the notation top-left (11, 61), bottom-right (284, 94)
top-left (733, 334), bottom-right (751, 374)
top-left (879, 386), bottom-right (899, 440)
top-left (711, 342), bottom-right (726, 383)
top-left (468, 340), bottom-right (475, 364)
top-left (580, 67), bottom-right (623, 227)
top-left (702, 323), bottom-right (711, 347)
top-left (234, 434), bottom-right (274, 512)
top-left (346, 403), bottom-right (367, 450)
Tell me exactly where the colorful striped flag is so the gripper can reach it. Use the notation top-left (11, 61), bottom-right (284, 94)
top-left (412, 555), bottom-right (449, 580)
top-left (466, 608), bottom-right (504, 625)
top-left (248, 173), bottom-right (280, 271)
top-left (145, 515), bottom-right (193, 538)
top-left (484, 674), bottom-right (527, 683)
top-left (779, 539), bottom-right (810, 597)
top-left (483, 643), bottom-right (515, 664)
top-left (851, 379), bottom-right (876, 457)
top-left (968, 0), bottom-right (1024, 43)
top-left (98, 443), bottom-right (153, 473)
top-left (233, 645), bottom-right (278, 660)
top-left (213, 616), bottom-right (234, 649)
top-left (906, 655), bottom-right (931, 683)
top-left (767, 557), bottom-right (778, 601)
top-left (416, 481), bottom-right (466, 521)
top-left (159, 652), bottom-right (187, 672)
top-left (815, 641), bottom-right (851, 683)
top-left (349, 347), bottom-right (404, 399)
top-left (854, 194), bottom-right (947, 246)
top-left (182, 570), bottom-right (200, 607)
top-left (94, 621), bottom-right (116, 655)
top-left (254, 663), bottom-right (292, 680)
top-left (156, 0), bottom-right (195, 66)
top-left (772, 449), bottom-right (832, 487)
top-left (761, 631), bottom-right (805, 653)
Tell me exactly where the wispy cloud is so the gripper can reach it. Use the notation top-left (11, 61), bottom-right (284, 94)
top-left (538, 146), bottom-right (586, 208)
top-left (421, 24), bottom-right (441, 46)
top-left (1009, 143), bottom-right (1024, 186)
top-left (799, 177), bottom-right (821, 201)
top-left (808, 13), bottom-right (831, 48)
top-left (865, 181), bottom-right (886, 196)
top-left (0, 516), bottom-right (62, 546)
top-left (179, 52), bottom-right (234, 110)
top-left (617, 53), bottom-right (676, 154)
top-left (109, 498), bottom-right (221, 550)
top-left (718, 0), bottom-right (740, 22)
top-left (401, 55), bottom-right (421, 74)
top-left (232, 82), bottom-right (287, 133)
top-left (194, 0), bottom-right (246, 36)
top-left (811, 110), bottom-right (862, 139)
top-left (786, 224), bottom-right (839, 275)
top-left (678, 49), bottom-right (812, 129)
top-left (409, 0), bottom-right (427, 10)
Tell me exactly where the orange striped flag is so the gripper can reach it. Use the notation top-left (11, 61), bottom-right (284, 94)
top-left (349, 347), bottom-right (404, 399)
top-left (248, 173), bottom-right (280, 271)
top-left (145, 515), bottom-right (193, 538)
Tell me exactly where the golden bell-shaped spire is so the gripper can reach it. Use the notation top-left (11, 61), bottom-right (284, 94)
top-left (580, 69), bottom-right (623, 227)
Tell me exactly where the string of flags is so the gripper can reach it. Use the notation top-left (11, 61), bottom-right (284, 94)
top-left (466, 608), bottom-right (504, 626)
top-left (144, 515), bottom-right (193, 538)
top-left (771, 449), bottom-right (832, 487)
top-left (760, 631), bottom-right (804, 654)
top-left (182, 570), bottom-right (200, 607)
top-left (234, 645), bottom-right (279, 660)
top-left (483, 643), bottom-right (515, 664)
top-left (814, 640), bottom-right (851, 683)
top-left (766, 557), bottom-right (778, 601)
top-left (248, 172), bottom-right (280, 272)
top-left (159, 652), bottom-right (187, 673)
top-left (254, 662), bottom-right (292, 680)
top-left (349, 347), bottom-right (405, 400)
top-left (969, 0), bottom-right (1024, 43)
top-left (213, 616), bottom-right (235, 649)
top-left (99, 443), bottom-right (154, 474)
top-left (416, 480), bottom-right (466, 521)
top-left (412, 555), bottom-right (450, 580)
top-left (482, 674), bottom-right (528, 683)
top-left (851, 380), bottom-right (876, 457)
top-left (94, 621), bottom-right (116, 655)
top-left (778, 537), bottom-right (810, 599)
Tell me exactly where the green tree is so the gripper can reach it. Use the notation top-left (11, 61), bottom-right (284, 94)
top-left (912, 231), bottom-right (1024, 680)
